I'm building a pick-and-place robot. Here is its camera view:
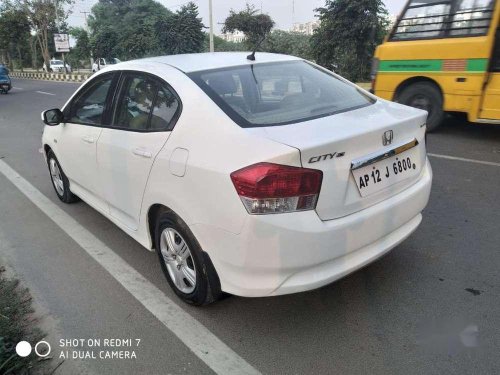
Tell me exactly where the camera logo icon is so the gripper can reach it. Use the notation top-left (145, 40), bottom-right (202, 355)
top-left (15, 341), bottom-right (51, 357)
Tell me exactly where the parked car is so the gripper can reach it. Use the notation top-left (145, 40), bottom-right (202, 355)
top-left (92, 57), bottom-right (121, 72)
top-left (0, 66), bottom-right (11, 94)
top-left (43, 59), bottom-right (71, 73)
top-left (41, 52), bottom-right (432, 305)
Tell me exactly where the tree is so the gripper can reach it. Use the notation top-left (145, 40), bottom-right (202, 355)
top-left (222, 4), bottom-right (274, 50)
top-left (202, 34), bottom-right (245, 52)
top-left (90, 26), bottom-right (119, 60)
top-left (89, 0), bottom-right (170, 59)
top-left (311, 0), bottom-right (389, 82)
top-left (156, 2), bottom-right (205, 55)
top-left (0, 2), bottom-right (31, 69)
top-left (20, 0), bottom-right (74, 69)
top-left (68, 27), bottom-right (91, 68)
top-left (262, 30), bottom-right (313, 60)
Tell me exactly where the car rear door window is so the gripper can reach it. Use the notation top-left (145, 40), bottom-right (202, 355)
top-left (113, 75), bottom-right (158, 130)
top-left (150, 85), bottom-right (180, 130)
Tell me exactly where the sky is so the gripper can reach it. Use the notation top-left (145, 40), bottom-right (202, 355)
top-left (68, 0), bottom-right (407, 34)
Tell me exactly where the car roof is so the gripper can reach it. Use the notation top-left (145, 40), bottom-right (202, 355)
top-left (120, 52), bottom-right (302, 73)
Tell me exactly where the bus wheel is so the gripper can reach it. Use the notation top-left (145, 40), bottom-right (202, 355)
top-left (398, 82), bottom-right (444, 132)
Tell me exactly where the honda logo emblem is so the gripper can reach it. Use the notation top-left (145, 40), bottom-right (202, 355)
top-left (382, 130), bottom-right (393, 146)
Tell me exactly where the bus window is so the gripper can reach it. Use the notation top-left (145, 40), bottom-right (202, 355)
top-left (449, 0), bottom-right (495, 36)
top-left (391, 0), bottom-right (495, 40)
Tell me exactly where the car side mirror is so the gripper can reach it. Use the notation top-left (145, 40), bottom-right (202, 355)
top-left (41, 108), bottom-right (64, 126)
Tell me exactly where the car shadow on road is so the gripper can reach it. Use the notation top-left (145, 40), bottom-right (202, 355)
top-left (436, 114), bottom-right (500, 140)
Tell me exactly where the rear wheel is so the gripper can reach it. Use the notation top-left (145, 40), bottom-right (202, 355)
top-left (47, 151), bottom-right (79, 203)
top-left (155, 211), bottom-right (221, 305)
top-left (398, 82), bottom-right (444, 132)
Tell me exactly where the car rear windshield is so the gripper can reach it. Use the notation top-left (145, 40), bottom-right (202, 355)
top-left (188, 61), bottom-right (374, 127)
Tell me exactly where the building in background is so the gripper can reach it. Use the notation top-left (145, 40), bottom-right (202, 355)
top-left (220, 30), bottom-right (246, 43)
top-left (291, 20), bottom-right (320, 35)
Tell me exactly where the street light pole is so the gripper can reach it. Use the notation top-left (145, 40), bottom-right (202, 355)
top-left (81, 11), bottom-right (93, 70)
top-left (209, 0), bottom-right (214, 52)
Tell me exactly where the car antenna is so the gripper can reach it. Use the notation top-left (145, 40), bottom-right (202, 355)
top-left (247, 35), bottom-right (266, 61)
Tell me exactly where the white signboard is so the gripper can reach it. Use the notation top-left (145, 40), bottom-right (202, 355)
top-left (54, 33), bottom-right (70, 53)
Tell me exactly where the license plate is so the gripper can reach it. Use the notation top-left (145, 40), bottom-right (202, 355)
top-left (352, 145), bottom-right (420, 197)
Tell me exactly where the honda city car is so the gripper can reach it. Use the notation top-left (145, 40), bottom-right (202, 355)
top-left (41, 52), bottom-right (432, 305)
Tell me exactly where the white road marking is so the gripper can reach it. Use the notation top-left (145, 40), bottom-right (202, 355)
top-left (428, 153), bottom-right (500, 167)
top-left (0, 159), bottom-right (260, 375)
top-left (36, 91), bottom-right (55, 96)
top-left (12, 87), bottom-right (24, 90)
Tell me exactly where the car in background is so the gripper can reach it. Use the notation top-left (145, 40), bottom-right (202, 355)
top-left (43, 59), bottom-right (72, 73)
top-left (40, 52), bottom-right (432, 305)
top-left (0, 66), bottom-right (11, 93)
top-left (92, 58), bottom-right (121, 72)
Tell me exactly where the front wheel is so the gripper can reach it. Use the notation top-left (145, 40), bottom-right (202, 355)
top-left (47, 151), bottom-right (79, 203)
top-left (398, 82), bottom-right (444, 132)
top-left (155, 211), bottom-right (221, 305)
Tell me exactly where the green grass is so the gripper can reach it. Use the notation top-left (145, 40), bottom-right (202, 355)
top-left (0, 266), bottom-right (45, 375)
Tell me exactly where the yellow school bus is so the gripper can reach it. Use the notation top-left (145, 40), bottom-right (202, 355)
top-left (372, 0), bottom-right (500, 131)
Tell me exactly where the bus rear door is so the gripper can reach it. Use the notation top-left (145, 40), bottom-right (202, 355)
top-left (480, 27), bottom-right (500, 120)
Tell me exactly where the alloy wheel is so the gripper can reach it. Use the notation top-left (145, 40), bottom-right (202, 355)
top-left (160, 228), bottom-right (197, 294)
top-left (49, 158), bottom-right (64, 196)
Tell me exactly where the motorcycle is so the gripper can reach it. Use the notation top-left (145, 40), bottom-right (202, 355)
top-left (0, 67), bottom-right (11, 94)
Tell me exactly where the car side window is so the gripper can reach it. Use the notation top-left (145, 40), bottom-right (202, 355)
top-left (150, 84), bottom-right (180, 130)
top-left (68, 74), bottom-right (114, 125)
top-left (113, 75), bottom-right (157, 130)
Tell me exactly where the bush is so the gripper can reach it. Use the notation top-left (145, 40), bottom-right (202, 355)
top-left (0, 267), bottom-right (46, 375)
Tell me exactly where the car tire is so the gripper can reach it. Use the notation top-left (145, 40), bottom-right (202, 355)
top-left (47, 150), bottom-right (79, 204)
top-left (398, 82), bottom-right (444, 132)
top-left (155, 210), bottom-right (221, 305)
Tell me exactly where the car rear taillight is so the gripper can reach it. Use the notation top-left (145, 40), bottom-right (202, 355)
top-left (230, 163), bottom-right (323, 214)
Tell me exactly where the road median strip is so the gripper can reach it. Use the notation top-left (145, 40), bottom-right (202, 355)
top-left (11, 71), bottom-right (90, 83)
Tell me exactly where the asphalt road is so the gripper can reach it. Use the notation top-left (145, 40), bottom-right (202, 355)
top-left (1, 78), bottom-right (499, 375)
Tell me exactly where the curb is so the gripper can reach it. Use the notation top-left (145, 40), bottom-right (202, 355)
top-left (10, 71), bottom-right (91, 83)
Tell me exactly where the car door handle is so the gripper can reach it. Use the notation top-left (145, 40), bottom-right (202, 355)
top-left (132, 148), bottom-right (152, 158)
top-left (82, 136), bottom-right (95, 144)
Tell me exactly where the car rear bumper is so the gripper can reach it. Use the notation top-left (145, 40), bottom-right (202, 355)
top-left (191, 158), bottom-right (432, 297)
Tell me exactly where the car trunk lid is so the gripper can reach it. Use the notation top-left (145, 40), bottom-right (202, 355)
top-left (246, 100), bottom-right (428, 221)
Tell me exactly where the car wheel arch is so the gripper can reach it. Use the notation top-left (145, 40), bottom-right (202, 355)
top-left (44, 144), bottom-right (52, 157)
top-left (147, 204), bottom-right (191, 251)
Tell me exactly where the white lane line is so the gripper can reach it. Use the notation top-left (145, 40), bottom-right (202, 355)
top-left (0, 159), bottom-right (260, 375)
top-left (428, 153), bottom-right (500, 167)
top-left (36, 90), bottom-right (55, 96)
top-left (12, 87), bottom-right (24, 90)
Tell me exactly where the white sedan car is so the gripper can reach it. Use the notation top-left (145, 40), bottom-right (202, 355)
top-left (41, 52), bottom-right (432, 305)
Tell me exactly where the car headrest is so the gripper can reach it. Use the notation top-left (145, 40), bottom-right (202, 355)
top-left (208, 74), bottom-right (237, 95)
top-left (134, 80), bottom-right (155, 102)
